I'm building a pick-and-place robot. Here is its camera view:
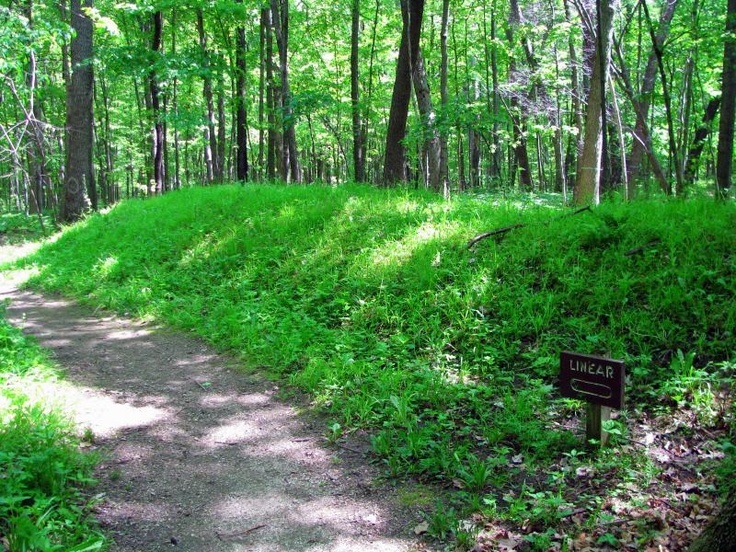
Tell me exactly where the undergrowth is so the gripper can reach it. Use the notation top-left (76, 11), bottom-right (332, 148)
top-left (14, 184), bottom-right (736, 548)
top-left (0, 308), bottom-right (105, 551)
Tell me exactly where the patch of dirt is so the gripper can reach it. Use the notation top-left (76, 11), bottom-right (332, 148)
top-left (0, 271), bottom-right (431, 551)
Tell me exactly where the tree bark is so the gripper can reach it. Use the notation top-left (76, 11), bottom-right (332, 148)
top-left (716, 0), bottom-right (736, 198)
top-left (684, 97), bottom-right (720, 186)
top-left (573, 0), bottom-right (616, 205)
top-left (60, 0), bottom-right (93, 222)
top-left (439, 0), bottom-right (450, 197)
top-left (412, 51), bottom-right (442, 190)
top-left (149, 10), bottom-right (165, 194)
top-left (506, 0), bottom-right (533, 190)
top-left (626, 0), bottom-right (678, 187)
top-left (271, 0), bottom-right (300, 183)
top-left (383, 0), bottom-right (425, 186)
top-left (235, 1), bottom-right (248, 182)
top-left (197, 9), bottom-right (216, 184)
top-left (350, 0), bottom-right (365, 183)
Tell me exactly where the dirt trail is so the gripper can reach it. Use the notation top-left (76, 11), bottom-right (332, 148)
top-left (0, 272), bottom-right (425, 551)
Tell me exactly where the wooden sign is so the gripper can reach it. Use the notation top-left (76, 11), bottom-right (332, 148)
top-left (559, 351), bottom-right (625, 410)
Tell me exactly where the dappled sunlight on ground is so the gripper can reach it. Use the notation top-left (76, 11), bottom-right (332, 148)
top-left (0, 278), bottom-right (423, 552)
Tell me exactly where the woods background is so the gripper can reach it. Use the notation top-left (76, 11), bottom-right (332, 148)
top-left (1, 0), bottom-right (734, 220)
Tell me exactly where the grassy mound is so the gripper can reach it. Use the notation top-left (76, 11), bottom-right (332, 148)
top-left (16, 184), bottom-right (736, 547)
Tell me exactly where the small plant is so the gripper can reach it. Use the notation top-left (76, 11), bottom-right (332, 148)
top-left (424, 502), bottom-right (458, 542)
top-left (456, 453), bottom-right (492, 493)
top-left (326, 422), bottom-right (343, 443)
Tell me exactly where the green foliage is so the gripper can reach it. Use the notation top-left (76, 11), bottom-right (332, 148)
top-left (13, 184), bottom-right (736, 544)
top-left (0, 313), bottom-right (106, 551)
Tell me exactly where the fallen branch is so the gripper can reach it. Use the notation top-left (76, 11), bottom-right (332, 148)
top-left (467, 206), bottom-right (593, 249)
top-left (467, 224), bottom-right (523, 249)
top-left (624, 238), bottom-right (661, 256)
top-left (216, 525), bottom-right (267, 542)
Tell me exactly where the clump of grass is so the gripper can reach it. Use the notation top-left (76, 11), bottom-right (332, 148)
top-left (0, 313), bottom-right (105, 551)
top-left (13, 184), bottom-right (736, 545)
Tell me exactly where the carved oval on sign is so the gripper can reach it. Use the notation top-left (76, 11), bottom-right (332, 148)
top-left (571, 379), bottom-right (613, 399)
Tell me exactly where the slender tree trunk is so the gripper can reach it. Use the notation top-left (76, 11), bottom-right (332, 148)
top-left (439, 0), bottom-right (450, 197)
top-left (383, 0), bottom-right (425, 185)
top-left (412, 51), bottom-right (442, 190)
top-left (506, 0), bottom-right (533, 190)
top-left (684, 98), bottom-right (720, 185)
top-left (171, 7), bottom-right (181, 189)
top-left (626, 0), bottom-right (678, 187)
top-left (564, 0), bottom-right (582, 190)
top-left (216, 80), bottom-right (226, 181)
top-left (235, 1), bottom-right (248, 182)
top-left (61, 0), bottom-right (93, 222)
top-left (197, 9), bottom-right (216, 184)
top-left (640, 0), bottom-right (682, 193)
top-left (150, 10), bottom-right (165, 194)
top-left (350, 0), bottom-right (365, 183)
top-left (716, 0), bottom-right (736, 198)
top-left (271, 0), bottom-right (300, 183)
top-left (264, 7), bottom-right (280, 181)
top-left (574, 0), bottom-right (616, 205)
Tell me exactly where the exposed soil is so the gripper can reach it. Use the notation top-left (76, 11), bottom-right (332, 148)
top-left (0, 269), bottom-right (430, 552)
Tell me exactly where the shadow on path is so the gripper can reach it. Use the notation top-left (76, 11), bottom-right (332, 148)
top-left (1, 277), bottom-right (424, 552)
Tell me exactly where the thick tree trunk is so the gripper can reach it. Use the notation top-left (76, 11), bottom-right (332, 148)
top-left (574, 0), bottom-right (616, 205)
top-left (60, 0), bottom-right (93, 222)
top-left (383, 0), bottom-right (425, 186)
top-left (716, 0), bottom-right (736, 198)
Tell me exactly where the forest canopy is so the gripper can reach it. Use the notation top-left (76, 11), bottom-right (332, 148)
top-left (0, 0), bottom-right (734, 222)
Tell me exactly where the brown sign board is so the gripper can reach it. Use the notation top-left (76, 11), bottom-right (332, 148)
top-left (559, 352), bottom-right (625, 409)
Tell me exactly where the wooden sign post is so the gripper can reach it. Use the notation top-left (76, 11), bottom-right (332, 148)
top-left (559, 352), bottom-right (625, 447)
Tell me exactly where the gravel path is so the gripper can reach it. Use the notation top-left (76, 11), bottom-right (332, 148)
top-left (1, 272), bottom-right (426, 552)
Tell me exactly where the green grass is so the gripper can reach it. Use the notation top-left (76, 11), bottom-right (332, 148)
top-left (11, 184), bottom-right (736, 547)
top-left (0, 309), bottom-right (105, 551)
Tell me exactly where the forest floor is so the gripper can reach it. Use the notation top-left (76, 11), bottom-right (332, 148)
top-left (0, 264), bottom-right (430, 552)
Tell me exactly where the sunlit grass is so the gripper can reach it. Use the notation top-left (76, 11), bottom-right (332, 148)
top-left (0, 310), bottom-right (105, 551)
top-left (9, 184), bottom-right (736, 546)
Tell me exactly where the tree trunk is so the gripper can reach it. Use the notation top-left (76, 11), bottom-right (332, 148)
top-left (412, 51), bottom-right (441, 190)
top-left (271, 0), bottom-right (300, 183)
top-left (235, 1), bottom-right (248, 182)
top-left (197, 9), bottom-right (216, 184)
top-left (716, 0), bottom-right (736, 198)
top-left (626, 0), bottom-right (678, 187)
top-left (574, 0), bottom-right (616, 205)
top-left (147, 10), bottom-right (165, 195)
top-left (171, 7), bottom-right (181, 189)
top-left (383, 0), bottom-right (425, 186)
top-left (60, 0), bottom-right (93, 222)
top-left (350, 0), bottom-right (365, 183)
top-left (688, 490), bottom-right (736, 552)
top-left (506, 0), bottom-right (533, 190)
top-left (684, 98), bottom-right (720, 185)
top-left (439, 0), bottom-right (450, 197)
